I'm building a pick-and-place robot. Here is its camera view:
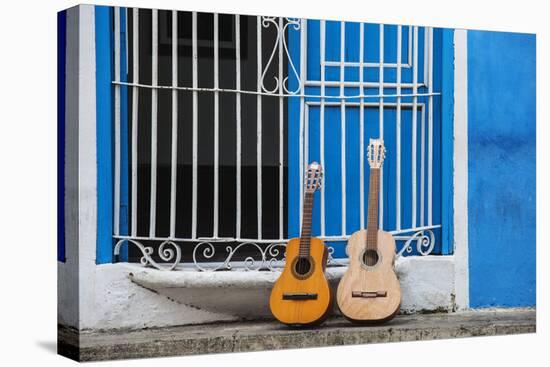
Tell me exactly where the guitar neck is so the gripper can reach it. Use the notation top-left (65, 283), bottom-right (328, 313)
top-left (366, 168), bottom-right (380, 250)
top-left (299, 191), bottom-right (314, 257)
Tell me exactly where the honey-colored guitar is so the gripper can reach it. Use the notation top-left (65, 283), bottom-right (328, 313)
top-left (269, 162), bottom-right (332, 326)
top-left (337, 139), bottom-right (401, 323)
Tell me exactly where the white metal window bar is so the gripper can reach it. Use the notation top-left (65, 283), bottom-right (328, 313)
top-left (113, 12), bottom-right (441, 271)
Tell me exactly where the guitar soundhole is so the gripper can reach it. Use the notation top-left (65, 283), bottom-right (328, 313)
top-left (294, 257), bottom-right (312, 276)
top-left (362, 249), bottom-right (380, 267)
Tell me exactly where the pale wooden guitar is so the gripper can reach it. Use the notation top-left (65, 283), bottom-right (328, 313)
top-left (337, 139), bottom-right (401, 323)
top-left (269, 162), bottom-right (332, 326)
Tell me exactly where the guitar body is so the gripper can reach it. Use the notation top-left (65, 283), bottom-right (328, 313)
top-left (269, 237), bottom-right (332, 326)
top-left (337, 229), bottom-right (401, 323)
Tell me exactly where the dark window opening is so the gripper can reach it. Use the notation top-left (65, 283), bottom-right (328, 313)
top-left (124, 10), bottom-right (288, 263)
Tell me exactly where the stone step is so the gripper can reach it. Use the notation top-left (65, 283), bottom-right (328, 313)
top-left (58, 308), bottom-right (535, 362)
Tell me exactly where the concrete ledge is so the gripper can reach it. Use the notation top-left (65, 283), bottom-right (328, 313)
top-left (128, 265), bottom-right (347, 318)
top-left (60, 257), bottom-right (456, 331)
top-left (59, 308), bottom-right (535, 362)
top-left (127, 256), bottom-right (456, 319)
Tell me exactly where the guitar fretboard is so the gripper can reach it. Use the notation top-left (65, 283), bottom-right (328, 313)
top-left (299, 192), bottom-right (314, 257)
top-left (366, 168), bottom-right (380, 250)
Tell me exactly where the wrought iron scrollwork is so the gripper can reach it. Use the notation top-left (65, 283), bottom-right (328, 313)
top-left (192, 242), bottom-right (286, 272)
top-left (396, 229), bottom-right (436, 257)
top-left (114, 239), bottom-right (182, 271)
top-left (113, 239), bottom-right (340, 271)
top-left (260, 17), bottom-right (302, 95)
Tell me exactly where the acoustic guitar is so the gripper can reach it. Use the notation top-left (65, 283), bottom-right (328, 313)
top-left (269, 162), bottom-right (332, 326)
top-left (336, 139), bottom-right (401, 323)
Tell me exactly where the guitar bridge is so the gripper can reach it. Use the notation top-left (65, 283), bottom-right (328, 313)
top-left (352, 291), bottom-right (387, 298)
top-left (282, 292), bottom-right (318, 300)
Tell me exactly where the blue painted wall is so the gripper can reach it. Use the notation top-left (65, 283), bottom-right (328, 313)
top-left (95, 6), bottom-right (114, 264)
top-left (467, 31), bottom-right (536, 307)
top-left (57, 10), bottom-right (66, 262)
top-left (94, 6), bottom-right (129, 263)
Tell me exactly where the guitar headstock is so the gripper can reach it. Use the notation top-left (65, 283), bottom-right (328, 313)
top-left (304, 162), bottom-right (323, 193)
top-left (367, 139), bottom-right (386, 169)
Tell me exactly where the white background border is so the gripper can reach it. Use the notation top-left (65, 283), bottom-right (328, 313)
top-left (0, 1), bottom-right (545, 366)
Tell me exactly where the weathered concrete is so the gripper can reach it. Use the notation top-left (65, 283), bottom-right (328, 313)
top-left (58, 308), bottom-right (535, 362)
top-left (126, 256), bottom-right (455, 321)
top-left (60, 256), bottom-right (457, 332)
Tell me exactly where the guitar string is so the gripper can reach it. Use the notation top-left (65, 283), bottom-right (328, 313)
top-left (298, 183), bottom-right (311, 321)
top-left (297, 173), bottom-right (318, 322)
top-left (364, 168), bottom-right (380, 293)
top-left (363, 170), bottom-right (372, 299)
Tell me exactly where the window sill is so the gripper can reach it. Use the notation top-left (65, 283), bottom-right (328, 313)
top-left (128, 263), bottom-right (347, 289)
top-left (123, 255), bottom-right (455, 318)
top-left (126, 263), bottom-right (344, 318)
